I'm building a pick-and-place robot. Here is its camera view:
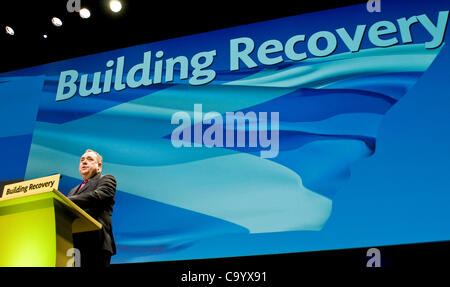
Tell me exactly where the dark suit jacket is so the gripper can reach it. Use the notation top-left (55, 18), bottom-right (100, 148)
top-left (68, 173), bottom-right (117, 255)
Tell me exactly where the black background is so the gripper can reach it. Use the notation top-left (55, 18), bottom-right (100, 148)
top-left (1, 0), bottom-right (449, 277)
top-left (1, 0), bottom-right (370, 73)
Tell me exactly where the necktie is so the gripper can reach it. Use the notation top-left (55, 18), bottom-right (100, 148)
top-left (79, 180), bottom-right (88, 191)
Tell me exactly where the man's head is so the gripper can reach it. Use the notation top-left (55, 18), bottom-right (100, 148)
top-left (79, 149), bottom-right (103, 180)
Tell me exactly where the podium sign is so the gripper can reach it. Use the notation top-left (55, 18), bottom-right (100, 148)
top-left (0, 175), bottom-right (102, 267)
top-left (1, 174), bottom-right (61, 201)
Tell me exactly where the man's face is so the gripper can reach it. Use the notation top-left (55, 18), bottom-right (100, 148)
top-left (79, 151), bottom-right (102, 180)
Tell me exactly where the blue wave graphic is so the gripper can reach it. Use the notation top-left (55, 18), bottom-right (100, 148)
top-left (20, 44), bottom-right (441, 263)
top-left (0, 77), bottom-right (43, 180)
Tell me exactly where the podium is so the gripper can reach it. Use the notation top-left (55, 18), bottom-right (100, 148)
top-left (0, 175), bottom-right (102, 267)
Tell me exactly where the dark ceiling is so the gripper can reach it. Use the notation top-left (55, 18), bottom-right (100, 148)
top-left (0, 0), bottom-right (367, 73)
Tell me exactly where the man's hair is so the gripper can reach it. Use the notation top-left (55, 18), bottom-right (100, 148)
top-left (85, 149), bottom-right (103, 164)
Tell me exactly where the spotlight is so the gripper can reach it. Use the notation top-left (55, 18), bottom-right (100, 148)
top-left (43, 34), bottom-right (48, 39)
top-left (51, 17), bottom-right (63, 27)
top-left (109, 0), bottom-right (122, 13)
top-left (5, 26), bottom-right (14, 36)
top-left (79, 8), bottom-right (91, 19)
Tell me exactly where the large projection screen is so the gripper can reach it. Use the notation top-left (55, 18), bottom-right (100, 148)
top-left (1, 0), bottom-right (449, 264)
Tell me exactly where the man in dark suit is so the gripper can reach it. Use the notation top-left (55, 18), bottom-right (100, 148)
top-left (68, 149), bottom-right (117, 267)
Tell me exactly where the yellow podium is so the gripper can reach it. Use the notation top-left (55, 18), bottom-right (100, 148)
top-left (0, 174), bottom-right (102, 267)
